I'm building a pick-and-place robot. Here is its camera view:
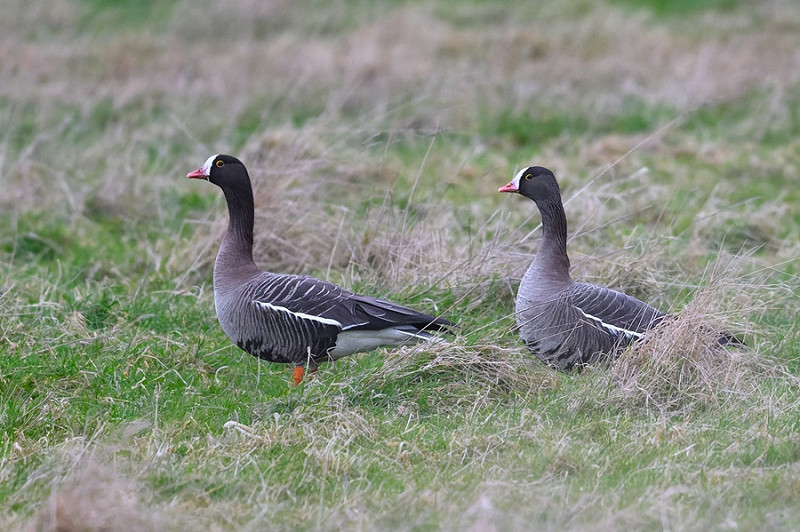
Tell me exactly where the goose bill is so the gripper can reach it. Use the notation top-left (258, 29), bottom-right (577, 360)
top-left (498, 181), bottom-right (518, 193)
top-left (187, 167), bottom-right (208, 179)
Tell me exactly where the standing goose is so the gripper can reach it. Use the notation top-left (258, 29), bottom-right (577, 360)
top-left (188, 154), bottom-right (451, 385)
top-left (499, 166), bottom-right (734, 371)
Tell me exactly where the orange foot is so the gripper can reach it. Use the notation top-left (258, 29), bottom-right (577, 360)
top-left (293, 366), bottom-right (305, 386)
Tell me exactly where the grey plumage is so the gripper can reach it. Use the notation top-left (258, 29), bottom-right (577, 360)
top-left (188, 154), bottom-right (450, 381)
top-left (500, 166), bottom-right (670, 371)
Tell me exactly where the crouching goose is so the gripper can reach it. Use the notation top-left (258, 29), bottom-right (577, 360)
top-left (499, 166), bottom-right (737, 371)
top-left (187, 154), bottom-right (451, 385)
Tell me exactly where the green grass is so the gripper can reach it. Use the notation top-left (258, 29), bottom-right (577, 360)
top-left (2, 0), bottom-right (800, 530)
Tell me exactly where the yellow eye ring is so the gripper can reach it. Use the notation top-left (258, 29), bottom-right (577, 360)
top-left (216, 160), bottom-right (225, 168)
top-left (524, 174), bottom-right (532, 180)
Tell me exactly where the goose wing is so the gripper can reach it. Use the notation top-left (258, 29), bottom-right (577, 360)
top-left (568, 282), bottom-right (667, 340)
top-left (337, 292), bottom-right (452, 332)
top-left (242, 274), bottom-right (345, 361)
top-left (245, 274), bottom-right (450, 360)
top-left (252, 274), bottom-right (449, 331)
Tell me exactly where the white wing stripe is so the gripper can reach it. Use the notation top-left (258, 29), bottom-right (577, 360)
top-left (341, 321), bottom-right (370, 331)
top-left (255, 301), bottom-right (342, 328)
top-left (576, 308), bottom-right (644, 339)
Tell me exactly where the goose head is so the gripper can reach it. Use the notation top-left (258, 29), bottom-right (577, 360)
top-left (187, 154), bottom-right (250, 189)
top-left (498, 166), bottom-right (560, 203)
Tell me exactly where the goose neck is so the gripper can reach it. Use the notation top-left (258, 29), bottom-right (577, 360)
top-left (535, 196), bottom-right (571, 280)
top-left (220, 184), bottom-right (255, 263)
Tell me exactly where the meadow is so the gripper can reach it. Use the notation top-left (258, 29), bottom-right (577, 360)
top-left (2, 0), bottom-right (800, 530)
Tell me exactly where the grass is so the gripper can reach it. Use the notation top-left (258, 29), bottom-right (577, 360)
top-left (2, 0), bottom-right (800, 530)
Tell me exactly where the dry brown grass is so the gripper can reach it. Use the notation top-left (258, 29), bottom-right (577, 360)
top-left (369, 339), bottom-right (559, 396)
top-left (28, 460), bottom-right (156, 532)
top-left (608, 317), bottom-right (760, 414)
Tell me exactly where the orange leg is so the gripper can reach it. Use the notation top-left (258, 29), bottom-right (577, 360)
top-left (292, 366), bottom-right (305, 386)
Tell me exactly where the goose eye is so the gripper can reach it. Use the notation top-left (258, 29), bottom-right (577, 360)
top-left (524, 174), bottom-right (533, 180)
top-left (216, 160), bottom-right (225, 168)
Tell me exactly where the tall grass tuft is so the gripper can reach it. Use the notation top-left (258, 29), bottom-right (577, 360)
top-left (368, 339), bottom-right (559, 397)
top-left (580, 252), bottom-right (797, 416)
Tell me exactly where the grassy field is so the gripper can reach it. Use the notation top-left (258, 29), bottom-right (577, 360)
top-left (2, 0), bottom-right (800, 530)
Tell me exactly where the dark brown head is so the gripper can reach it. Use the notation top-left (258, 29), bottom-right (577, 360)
top-left (187, 154), bottom-right (251, 191)
top-left (498, 166), bottom-right (560, 204)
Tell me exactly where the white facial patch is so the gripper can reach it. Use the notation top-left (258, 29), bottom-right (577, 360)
top-left (511, 167), bottom-right (528, 189)
top-left (201, 154), bottom-right (219, 177)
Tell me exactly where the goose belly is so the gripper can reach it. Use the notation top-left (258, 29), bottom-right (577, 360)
top-left (329, 327), bottom-right (435, 359)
